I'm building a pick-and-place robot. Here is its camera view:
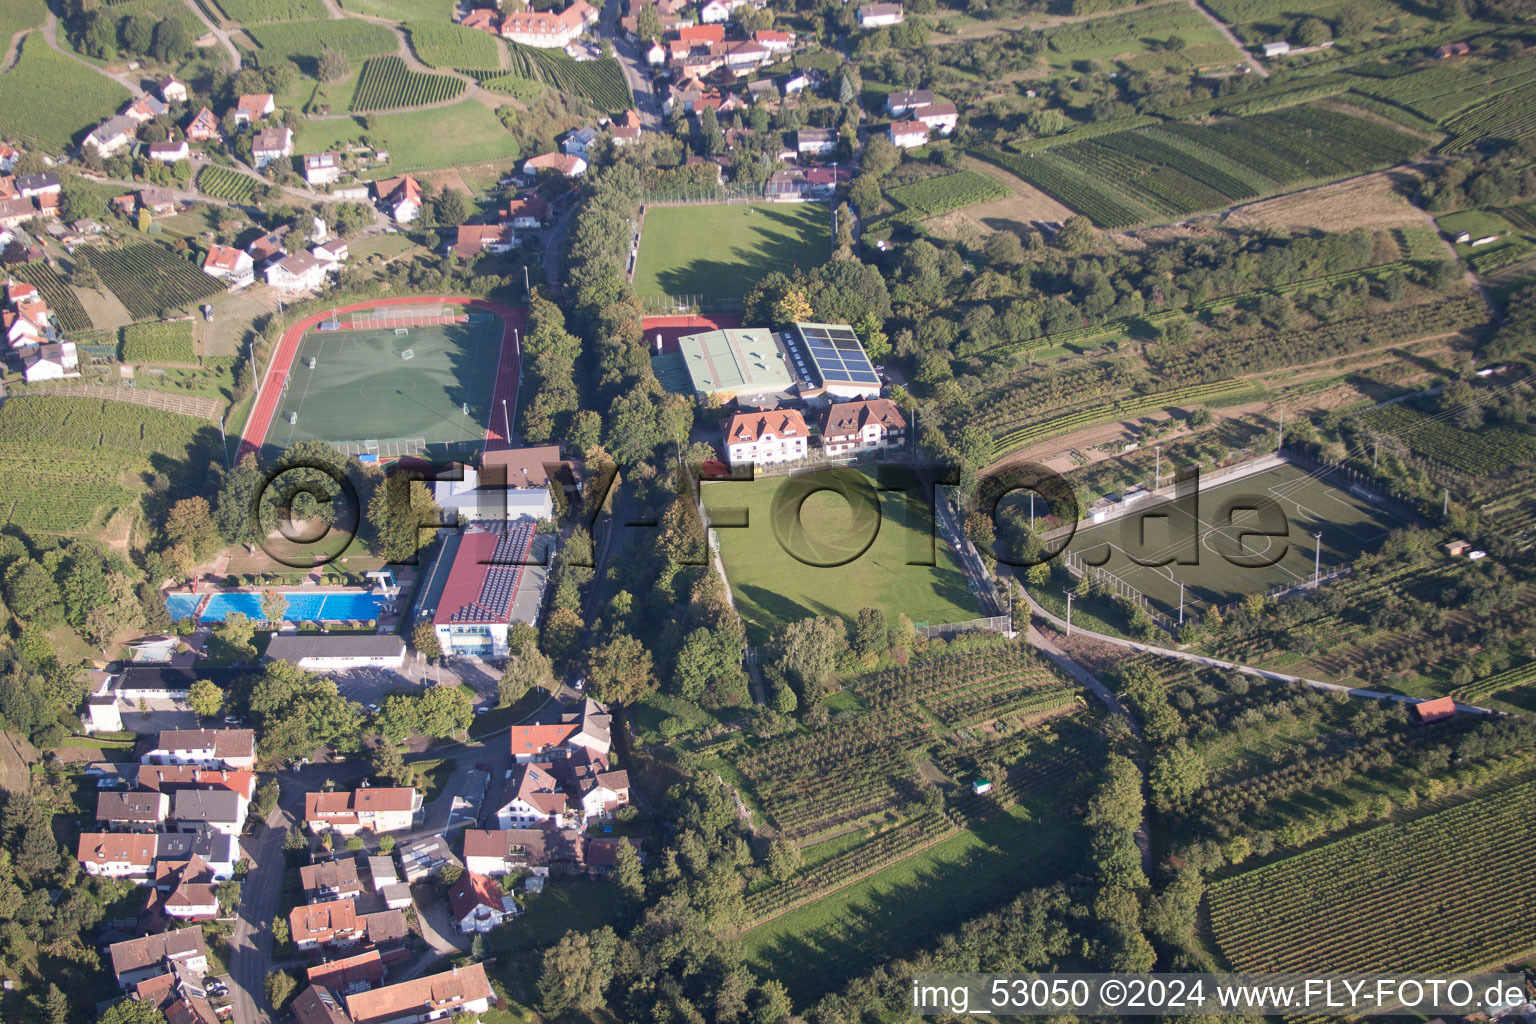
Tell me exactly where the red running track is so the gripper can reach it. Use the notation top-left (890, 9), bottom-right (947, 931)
top-left (236, 296), bottom-right (526, 463)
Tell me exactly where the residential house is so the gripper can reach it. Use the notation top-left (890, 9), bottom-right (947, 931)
top-left (234, 93), bottom-right (276, 125)
top-left (698, 0), bottom-right (730, 20)
top-left (753, 28), bottom-right (794, 51)
top-left (611, 108), bottom-right (644, 145)
top-left (522, 152), bottom-right (587, 177)
top-left (571, 762), bottom-right (630, 821)
top-left (645, 40), bottom-right (667, 64)
top-left (85, 115), bottom-right (137, 158)
top-left (358, 909), bottom-right (408, 949)
top-left (22, 341), bottom-right (79, 382)
top-left (303, 152), bottom-right (343, 185)
top-left (156, 75), bottom-right (188, 104)
top-left (202, 244), bottom-right (255, 287)
top-left (246, 229), bottom-right (287, 265)
top-left (148, 854), bottom-right (220, 920)
top-left (77, 832), bottom-right (157, 879)
top-left (123, 95), bottom-right (168, 124)
top-left (293, 985), bottom-right (352, 1024)
top-left (154, 832), bottom-right (241, 880)
top-left (796, 128), bottom-right (835, 158)
top-left (304, 787), bottom-right (422, 836)
top-left (148, 140), bottom-right (191, 164)
top-left (306, 949), bottom-right (385, 996)
top-left (462, 7), bottom-right (499, 31)
top-left (0, 197), bottom-right (39, 230)
top-left (508, 697), bottom-right (613, 760)
top-left (500, 0), bottom-right (598, 48)
top-left (913, 101), bottom-right (957, 134)
top-left (782, 70), bottom-right (811, 94)
top-left (465, 827), bottom-right (587, 878)
top-left (373, 174), bottom-right (422, 223)
top-left (300, 858), bottom-right (364, 904)
top-left (108, 928), bottom-right (208, 989)
top-left (252, 126), bottom-right (294, 170)
top-left (724, 408), bottom-right (809, 467)
top-left (0, 144), bottom-right (16, 174)
top-left (676, 22), bottom-right (725, 44)
top-left (185, 107), bottom-right (221, 143)
top-left (889, 121), bottom-right (928, 148)
top-left (562, 126), bottom-right (599, 159)
top-left (819, 398), bottom-right (906, 455)
top-left (453, 223), bottom-right (518, 259)
top-left (290, 898), bottom-right (364, 952)
top-left (311, 239), bottom-right (349, 265)
top-left (97, 790), bottom-right (170, 831)
top-left (137, 765), bottom-right (256, 802)
top-left (169, 788), bottom-right (249, 837)
top-left (142, 728), bottom-right (257, 769)
top-left (884, 88), bottom-right (933, 116)
top-left (499, 194), bottom-right (551, 228)
top-left (139, 188), bottom-right (178, 216)
top-left (265, 250), bottom-right (332, 293)
top-left (344, 964), bottom-right (494, 1024)
top-left (857, 1), bottom-right (903, 26)
top-left (585, 837), bottom-right (643, 878)
top-left (448, 872), bottom-right (520, 933)
top-left (265, 634), bottom-right (406, 671)
top-left (16, 173), bottom-right (58, 198)
top-left (134, 970), bottom-right (219, 1024)
top-left (396, 833), bottom-right (462, 884)
top-left (491, 762), bottom-right (571, 829)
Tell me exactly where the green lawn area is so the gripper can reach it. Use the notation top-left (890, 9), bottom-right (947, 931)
top-left (294, 101), bottom-right (518, 175)
top-left (740, 800), bottom-right (1083, 1004)
top-left (702, 468), bottom-right (979, 644)
top-left (0, 34), bottom-right (130, 152)
top-left (633, 203), bottom-right (830, 301)
top-left (0, 0), bottom-right (46, 45)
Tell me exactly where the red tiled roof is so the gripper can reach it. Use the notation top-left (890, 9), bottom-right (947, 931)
top-left (726, 409), bottom-right (807, 444)
top-left (78, 831), bottom-right (156, 868)
top-left (447, 871), bottom-right (505, 919)
top-left (1413, 696), bottom-right (1457, 722)
top-left (290, 898), bottom-right (360, 943)
top-left (499, 195), bottom-right (551, 222)
top-left (345, 965), bottom-right (492, 1024)
top-left (203, 244), bottom-right (248, 273)
top-left (675, 23), bottom-right (724, 43)
top-left (306, 948), bottom-right (384, 990)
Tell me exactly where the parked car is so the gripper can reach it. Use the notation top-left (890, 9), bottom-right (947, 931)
top-left (366, 703), bottom-right (381, 713)
top-left (202, 304), bottom-right (213, 321)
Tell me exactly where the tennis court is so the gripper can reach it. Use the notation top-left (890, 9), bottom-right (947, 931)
top-left (1064, 461), bottom-right (1410, 617)
top-left (265, 314), bottom-right (505, 459)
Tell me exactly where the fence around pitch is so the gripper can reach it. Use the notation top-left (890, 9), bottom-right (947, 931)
top-left (913, 615), bottom-right (1012, 639)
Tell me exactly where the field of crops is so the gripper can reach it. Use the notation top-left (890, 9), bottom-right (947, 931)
top-left (350, 56), bottom-right (465, 112)
top-left (120, 321), bottom-right (196, 364)
top-left (197, 165), bottom-right (258, 203)
top-left (980, 105), bottom-right (1425, 227)
top-left (9, 262), bottom-right (93, 333)
top-left (90, 244), bottom-right (225, 320)
top-left (1347, 55), bottom-right (1536, 129)
top-left (245, 19), bottom-right (397, 64)
top-left (1450, 662), bottom-right (1536, 704)
top-left (879, 170), bottom-right (1008, 225)
top-left (1467, 238), bottom-right (1535, 275)
top-left (1359, 404), bottom-right (1536, 476)
top-left (1209, 778), bottom-right (1536, 972)
top-left (506, 44), bottom-right (631, 113)
top-left (213, 0), bottom-right (325, 21)
top-left (405, 21), bottom-right (503, 68)
top-left (0, 442), bottom-right (140, 535)
top-left (992, 379), bottom-right (1253, 455)
top-left (0, 34), bottom-right (130, 152)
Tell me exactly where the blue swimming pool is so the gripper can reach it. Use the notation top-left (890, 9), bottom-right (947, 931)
top-left (165, 591), bottom-right (386, 623)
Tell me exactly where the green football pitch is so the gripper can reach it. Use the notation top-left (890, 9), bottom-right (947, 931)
top-left (1062, 461), bottom-right (1411, 618)
top-left (701, 468), bottom-right (980, 643)
top-left (266, 318), bottom-right (504, 457)
top-left (632, 203), bottom-right (830, 301)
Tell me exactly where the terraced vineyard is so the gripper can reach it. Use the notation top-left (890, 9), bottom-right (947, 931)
top-left (1347, 55), bottom-right (1536, 147)
top-left (505, 44), bottom-right (632, 112)
top-left (244, 19), bottom-right (397, 63)
top-left (9, 262), bottom-right (93, 332)
top-left (1450, 662), bottom-right (1536, 704)
top-left (877, 170), bottom-right (1009, 226)
top-left (977, 106), bottom-right (1425, 227)
top-left (89, 244), bottom-right (223, 319)
top-left (350, 56), bottom-right (465, 112)
top-left (1209, 778), bottom-right (1536, 972)
top-left (992, 379), bottom-right (1253, 456)
top-left (197, 165), bottom-right (258, 203)
top-left (1358, 404), bottom-right (1536, 476)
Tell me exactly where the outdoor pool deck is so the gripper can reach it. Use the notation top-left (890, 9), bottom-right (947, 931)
top-left (166, 588), bottom-right (394, 624)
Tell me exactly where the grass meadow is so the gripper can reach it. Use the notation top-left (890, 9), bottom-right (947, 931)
top-left (633, 203), bottom-right (830, 301)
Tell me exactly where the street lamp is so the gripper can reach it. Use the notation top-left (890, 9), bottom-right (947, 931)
top-left (1312, 531), bottom-right (1323, 589)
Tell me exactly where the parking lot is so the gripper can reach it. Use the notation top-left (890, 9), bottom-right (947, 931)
top-left (330, 667), bottom-right (429, 710)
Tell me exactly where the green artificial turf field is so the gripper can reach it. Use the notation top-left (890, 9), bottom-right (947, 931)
top-left (701, 468), bottom-right (980, 642)
top-left (1063, 460), bottom-right (1410, 619)
top-left (265, 315), bottom-right (503, 457)
top-left (633, 203), bottom-right (830, 302)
